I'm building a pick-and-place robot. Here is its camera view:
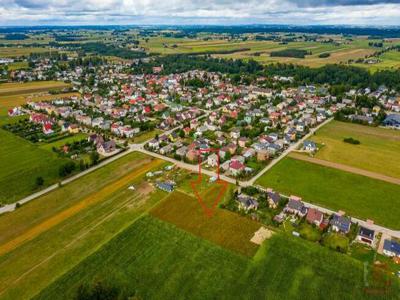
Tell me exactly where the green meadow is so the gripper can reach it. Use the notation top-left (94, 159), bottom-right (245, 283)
top-left (256, 157), bottom-right (400, 230)
top-left (35, 216), bottom-right (399, 300)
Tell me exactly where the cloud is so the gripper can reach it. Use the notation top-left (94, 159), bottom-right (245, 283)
top-left (0, 0), bottom-right (399, 25)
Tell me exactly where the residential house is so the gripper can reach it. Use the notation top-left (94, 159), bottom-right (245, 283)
top-left (207, 153), bottom-right (219, 167)
top-left (230, 128), bottom-right (241, 139)
top-left (330, 214), bottom-right (351, 234)
top-left (237, 194), bottom-right (259, 211)
top-left (186, 149), bottom-right (199, 162)
top-left (356, 226), bottom-right (375, 246)
top-left (229, 160), bottom-right (245, 176)
top-left (303, 140), bottom-right (317, 152)
top-left (306, 208), bottom-right (323, 226)
top-left (266, 188), bottom-right (280, 209)
top-left (257, 149), bottom-right (269, 161)
top-left (284, 196), bottom-right (307, 217)
top-left (97, 140), bottom-right (116, 155)
top-left (383, 239), bottom-right (400, 257)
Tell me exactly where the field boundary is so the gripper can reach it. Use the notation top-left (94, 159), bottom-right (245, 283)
top-left (289, 152), bottom-right (400, 186)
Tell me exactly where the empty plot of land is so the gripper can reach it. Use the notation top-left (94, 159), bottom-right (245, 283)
top-left (151, 190), bottom-right (261, 256)
top-left (310, 120), bottom-right (400, 179)
top-left (0, 153), bottom-right (167, 299)
top-left (0, 81), bottom-right (70, 97)
top-left (0, 157), bottom-right (162, 256)
top-left (289, 152), bottom-right (400, 186)
top-left (35, 216), bottom-right (389, 300)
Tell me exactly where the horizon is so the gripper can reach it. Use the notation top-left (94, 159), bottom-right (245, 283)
top-left (1, 1), bottom-right (400, 27)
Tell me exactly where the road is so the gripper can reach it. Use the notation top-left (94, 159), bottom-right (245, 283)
top-left (244, 117), bottom-right (334, 186)
top-left (0, 149), bottom-right (133, 215)
top-left (2, 115), bottom-right (399, 242)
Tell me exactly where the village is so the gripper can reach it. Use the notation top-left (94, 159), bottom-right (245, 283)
top-left (3, 59), bottom-right (400, 282)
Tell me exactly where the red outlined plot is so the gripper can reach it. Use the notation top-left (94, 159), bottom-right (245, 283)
top-left (190, 148), bottom-right (228, 217)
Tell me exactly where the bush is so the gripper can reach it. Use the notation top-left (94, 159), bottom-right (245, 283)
top-left (319, 53), bottom-right (330, 58)
top-left (59, 162), bottom-right (76, 177)
top-left (343, 137), bottom-right (360, 145)
top-left (35, 176), bottom-right (44, 187)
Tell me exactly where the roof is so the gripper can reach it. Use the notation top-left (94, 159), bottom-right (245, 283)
top-left (230, 160), bottom-right (245, 170)
top-left (303, 140), bottom-right (316, 148)
top-left (287, 199), bottom-right (305, 212)
top-left (237, 195), bottom-right (259, 209)
top-left (306, 208), bottom-right (323, 223)
top-left (358, 226), bottom-right (375, 239)
top-left (267, 191), bottom-right (280, 204)
top-left (384, 114), bottom-right (400, 125)
top-left (330, 214), bottom-right (351, 232)
top-left (383, 240), bottom-right (400, 255)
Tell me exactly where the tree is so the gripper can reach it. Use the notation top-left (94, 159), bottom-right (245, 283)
top-left (90, 151), bottom-right (100, 165)
top-left (35, 176), bottom-right (44, 187)
top-left (76, 281), bottom-right (120, 300)
top-left (59, 162), bottom-right (76, 177)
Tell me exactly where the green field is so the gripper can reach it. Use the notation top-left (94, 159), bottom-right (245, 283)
top-left (256, 157), bottom-right (400, 230)
top-left (310, 121), bottom-right (400, 179)
top-left (151, 190), bottom-right (260, 256)
top-left (0, 152), bottom-right (167, 299)
top-left (35, 215), bottom-right (399, 300)
top-left (0, 81), bottom-right (70, 97)
top-left (141, 36), bottom-right (391, 68)
top-left (0, 128), bottom-right (71, 204)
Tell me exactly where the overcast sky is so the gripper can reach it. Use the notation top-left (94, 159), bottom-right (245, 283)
top-left (1, 0), bottom-right (400, 26)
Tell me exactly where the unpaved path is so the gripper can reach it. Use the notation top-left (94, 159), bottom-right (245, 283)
top-left (289, 152), bottom-right (400, 186)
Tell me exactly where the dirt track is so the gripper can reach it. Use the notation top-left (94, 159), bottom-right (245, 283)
top-left (289, 152), bottom-right (400, 186)
top-left (0, 159), bottom-right (162, 257)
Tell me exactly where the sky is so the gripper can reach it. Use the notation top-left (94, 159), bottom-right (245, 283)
top-left (0, 0), bottom-right (400, 26)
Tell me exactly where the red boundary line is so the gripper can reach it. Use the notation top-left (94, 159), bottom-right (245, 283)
top-left (190, 148), bottom-right (228, 217)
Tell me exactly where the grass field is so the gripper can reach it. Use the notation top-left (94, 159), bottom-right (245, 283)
top-left (256, 157), bottom-right (400, 230)
top-left (0, 128), bottom-right (71, 204)
top-left (141, 37), bottom-right (385, 68)
top-left (151, 190), bottom-right (260, 256)
top-left (35, 215), bottom-right (399, 300)
top-left (0, 81), bottom-right (70, 97)
top-left (310, 121), bottom-right (400, 179)
top-left (0, 152), bottom-right (167, 299)
top-left (0, 47), bottom-right (52, 57)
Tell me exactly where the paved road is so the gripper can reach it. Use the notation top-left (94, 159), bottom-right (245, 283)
top-left (2, 115), bottom-right (399, 242)
top-left (244, 117), bottom-right (334, 186)
top-left (0, 149), bottom-right (133, 215)
top-left (131, 144), bottom-right (238, 185)
top-left (289, 152), bottom-right (400, 186)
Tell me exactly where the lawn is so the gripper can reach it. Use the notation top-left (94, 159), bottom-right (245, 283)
top-left (310, 120), bottom-right (400, 179)
top-left (0, 153), bottom-right (167, 300)
top-left (150, 190), bottom-right (259, 256)
top-left (298, 223), bottom-right (322, 242)
top-left (0, 128), bottom-right (71, 204)
top-left (322, 233), bottom-right (350, 253)
top-left (35, 216), bottom-right (399, 300)
top-left (38, 133), bottom-right (88, 151)
top-left (256, 157), bottom-right (400, 230)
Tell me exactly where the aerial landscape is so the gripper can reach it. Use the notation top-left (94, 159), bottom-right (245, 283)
top-left (1, 0), bottom-right (400, 299)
